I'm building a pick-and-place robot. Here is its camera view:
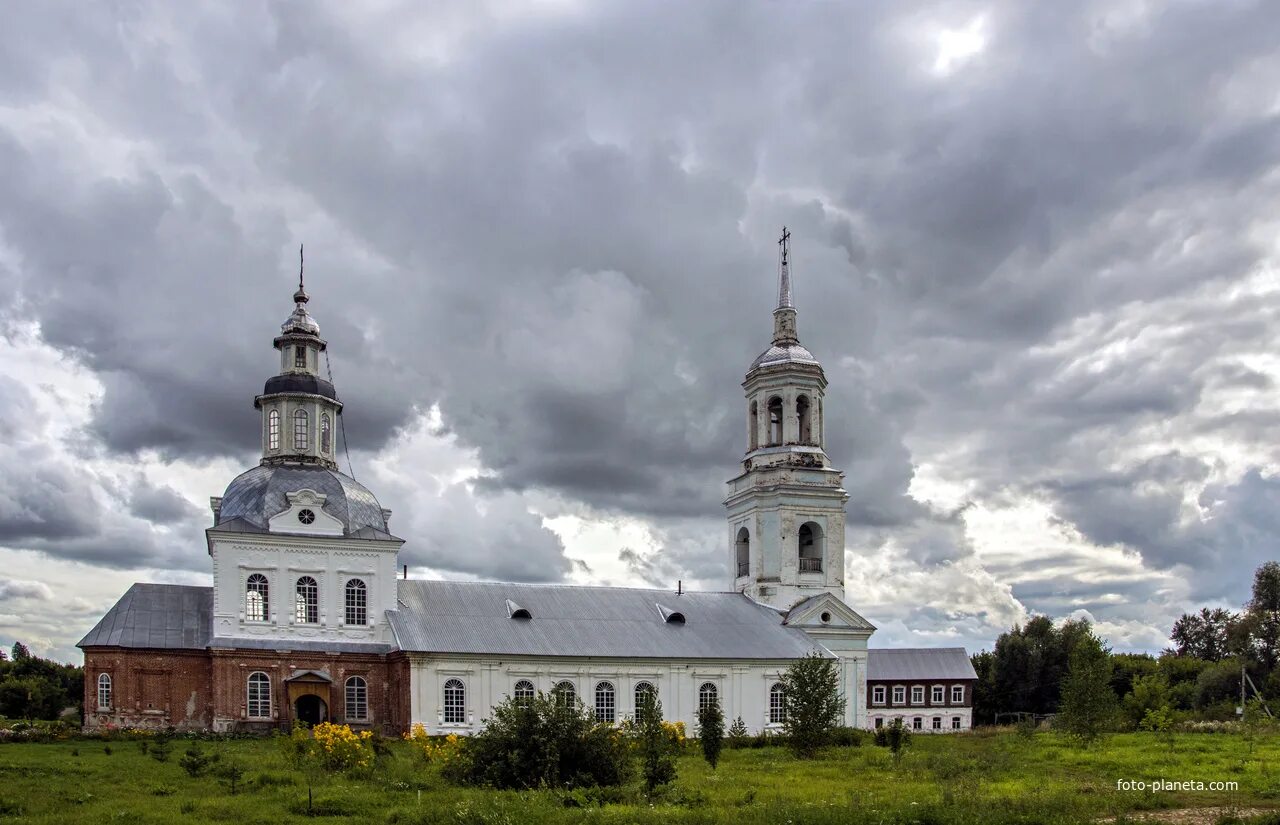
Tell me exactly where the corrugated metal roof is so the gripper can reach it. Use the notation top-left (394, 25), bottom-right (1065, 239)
top-left (867, 648), bottom-right (977, 681)
top-left (77, 583), bottom-right (212, 650)
top-left (389, 580), bottom-right (823, 660)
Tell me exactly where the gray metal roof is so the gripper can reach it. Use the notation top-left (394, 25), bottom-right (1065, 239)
top-left (77, 584), bottom-right (212, 650)
top-left (867, 648), bottom-right (977, 681)
top-left (217, 464), bottom-right (390, 537)
top-left (209, 636), bottom-right (394, 655)
top-left (750, 342), bottom-right (821, 370)
top-left (389, 580), bottom-right (823, 660)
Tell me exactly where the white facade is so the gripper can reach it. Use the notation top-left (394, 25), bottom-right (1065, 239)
top-left (869, 707), bottom-right (974, 733)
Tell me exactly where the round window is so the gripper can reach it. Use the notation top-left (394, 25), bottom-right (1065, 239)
top-left (820, 611), bottom-right (832, 624)
top-left (297, 508), bottom-right (316, 525)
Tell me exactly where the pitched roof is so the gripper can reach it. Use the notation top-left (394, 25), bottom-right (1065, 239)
top-left (389, 580), bottom-right (824, 660)
top-left (867, 647), bottom-right (977, 681)
top-left (77, 583), bottom-right (212, 650)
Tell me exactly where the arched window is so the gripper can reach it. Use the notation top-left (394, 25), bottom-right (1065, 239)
top-left (344, 579), bottom-right (367, 626)
top-left (594, 681), bottom-right (616, 723)
top-left (553, 680), bottom-right (576, 708)
top-left (797, 395), bottom-right (811, 444)
top-left (735, 527), bottom-right (750, 578)
top-left (245, 574), bottom-right (269, 622)
top-left (345, 676), bottom-right (368, 722)
top-left (293, 409), bottom-right (309, 451)
top-left (443, 678), bottom-right (465, 724)
top-left (634, 681), bottom-right (657, 722)
top-left (268, 409), bottom-right (280, 451)
top-left (321, 414), bottom-right (331, 454)
top-left (767, 396), bottom-right (783, 445)
top-left (798, 522), bottom-right (823, 574)
top-left (769, 683), bottom-right (786, 724)
top-left (513, 679), bottom-right (535, 706)
top-left (748, 401), bottom-right (759, 451)
top-left (295, 576), bottom-right (318, 624)
top-left (699, 682), bottom-right (718, 715)
top-left (97, 673), bottom-right (112, 709)
top-left (247, 672), bottom-right (271, 718)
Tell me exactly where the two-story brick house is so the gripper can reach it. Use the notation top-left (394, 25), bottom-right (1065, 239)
top-left (866, 648), bottom-right (978, 732)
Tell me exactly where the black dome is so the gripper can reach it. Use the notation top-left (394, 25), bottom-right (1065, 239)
top-left (260, 374), bottom-right (339, 401)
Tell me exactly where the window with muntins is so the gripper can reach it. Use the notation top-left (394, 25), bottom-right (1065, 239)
top-left (344, 579), bottom-right (367, 626)
top-left (97, 673), bottom-right (112, 708)
top-left (699, 682), bottom-right (718, 715)
top-left (295, 576), bottom-right (318, 624)
top-left (246, 574), bottom-right (269, 622)
top-left (769, 683), bottom-right (786, 724)
top-left (247, 672), bottom-right (270, 718)
top-left (951, 685), bottom-right (964, 704)
top-left (321, 414), bottom-right (331, 454)
top-left (912, 717), bottom-right (922, 730)
top-left (295, 345), bottom-right (306, 368)
top-left (513, 679), bottom-right (534, 705)
top-left (293, 409), bottom-right (309, 450)
top-left (952, 716), bottom-right (961, 729)
top-left (268, 409), bottom-right (280, 450)
top-left (634, 681), bottom-right (657, 722)
top-left (345, 676), bottom-right (368, 721)
top-left (933, 717), bottom-right (941, 730)
top-left (595, 681), bottom-right (615, 723)
top-left (443, 679), bottom-right (465, 724)
top-left (872, 686), bottom-right (885, 705)
top-left (911, 686), bottom-right (924, 705)
top-left (892, 686), bottom-right (906, 704)
top-left (553, 680), bottom-right (576, 707)
top-left (931, 685), bottom-right (944, 705)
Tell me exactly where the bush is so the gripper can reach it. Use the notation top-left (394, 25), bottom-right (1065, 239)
top-left (779, 651), bottom-right (843, 758)
top-left (178, 744), bottom-right (212, 777)
top-left (636, 691), bottom-right (677, 792)
top-left (446, 692), bottom-right (632, 790)
top-left (696, 696), bottom-right (724, 769)
top-left (829, 726), bottom-right (863, 748)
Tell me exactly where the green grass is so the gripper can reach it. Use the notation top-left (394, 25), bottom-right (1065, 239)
top-left (0, 731), bottom-right (1276, 824)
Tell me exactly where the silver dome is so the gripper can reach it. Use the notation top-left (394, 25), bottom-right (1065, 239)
top-left (750, 343), bottom-right (821, 370)
top-left (218, 464), bottom-right (388, 535)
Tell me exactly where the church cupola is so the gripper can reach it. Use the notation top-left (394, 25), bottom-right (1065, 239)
top-left (725, 229), bottom-right (849, 610)
top-left (254, 248), bottom-right (344, 469)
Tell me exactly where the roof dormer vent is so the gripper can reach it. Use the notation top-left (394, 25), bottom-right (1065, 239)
top-left (656, 604), bottom-right (685, 624)
top-left (506, 599), bottom-right (532, 620)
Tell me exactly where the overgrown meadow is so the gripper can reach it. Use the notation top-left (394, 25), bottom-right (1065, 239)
top-left (2, 728), bottom-right (1279, 825)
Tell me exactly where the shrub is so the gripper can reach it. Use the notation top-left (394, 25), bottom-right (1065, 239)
top-left (311, 721), bottom-right (376, 771)
top-left (726, 716), bottom-right (748, 744)
top-left (779, 651), bottom-right (843, 758)
top-left (829, 726), bottom-right (863, 748)
top-left (636, 691), bottom-right (677, 792)
top-left (696, 696), bottom-right (724, 769)
top-left (1058, 632), bottom-right (1119, 744)
top-left (877, 718), bottom-right (910, 766)
top-left (179, 744), bottom-right (212, 777)
top-left (446, 692), bottom-right (632, 789)
top-left (215, 758), bottom-right (247, 795)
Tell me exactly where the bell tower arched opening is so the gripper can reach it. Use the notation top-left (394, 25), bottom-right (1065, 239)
top-left (735, 527), bottom-right (750, 579)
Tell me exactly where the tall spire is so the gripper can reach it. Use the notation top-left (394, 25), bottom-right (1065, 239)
top-left (777, 226), bottom-right (793, 309)
top-left (772, 226), bottom-right (799, 345)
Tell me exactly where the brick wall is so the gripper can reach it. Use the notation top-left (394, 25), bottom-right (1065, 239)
top-left (867, 678), bottom-right (975, 710)
top-left (82, 647), bottom-right (213, 730)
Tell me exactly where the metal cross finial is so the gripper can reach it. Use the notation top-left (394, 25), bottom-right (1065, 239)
top-left (779, 226), bottom-right (790, 266)
top-left (299, 244), bottom-right (305, 290)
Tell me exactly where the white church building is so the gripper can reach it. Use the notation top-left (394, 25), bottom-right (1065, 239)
top-left (79, 233), bottom-right (973, 735)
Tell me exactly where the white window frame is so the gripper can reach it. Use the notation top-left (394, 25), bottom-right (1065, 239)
top-left (97, 673), bottom-right (112, 709)
top-left (245, 574), bottom-right (269, 622)
top-left (952, 716), bottom-right (961, 730)
top-left (911, 685), bottom-right (924, 705)
top-left (931, 685), bottom-right (944, 705)
top-left (872, 685), bottom-right (886, 706)
top-left (892, 685), bottom-right (906, 705)
top-left (912, 716), bottom-right (922, 730)
top-left (595, 681), bottom-right (615, 723)
top-left (932, 716), bottom-right (942, 730)
top-left (268, 409), bottom-right (280, 451)
top-left (344, 579), bottom-right (367, 626)
top-left (345, 676), bottom-right (368, 722)
top-left (634, 681), bottom-right (657, 721)
top-left (698, 682), bottom-right (718, 716)
top-left (769, 683), bottom-right (786, 724)
top-left (443, 678), bottom-right (466, 725)
top-left (553, 680), bottom-right (576, 707)
top-left (295, 576), bottom-right (319, 624)
top-left (513, 679), bottom-right (535, 705)
top-left (247, 672), bottom-right (271, 719)
top-left (951, 685), bottom-right (965, 704)
top-left (293, 409), bottom-right (309, 451)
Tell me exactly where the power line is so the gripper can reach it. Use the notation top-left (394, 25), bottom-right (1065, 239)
top-left (324, 349), bottom-right (357, 481)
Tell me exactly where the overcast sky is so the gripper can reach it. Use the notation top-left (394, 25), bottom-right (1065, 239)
top-left (3, 0), bottom-right (1280, 663)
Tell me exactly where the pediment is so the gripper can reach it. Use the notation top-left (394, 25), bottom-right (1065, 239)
top-left (783, 592), bottom-right (876, 632)
top-left (267, 488), bottom-right (344, 536)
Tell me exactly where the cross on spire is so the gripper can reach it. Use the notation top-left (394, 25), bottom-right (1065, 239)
top-left (776, 226), bottom-right (794, 310)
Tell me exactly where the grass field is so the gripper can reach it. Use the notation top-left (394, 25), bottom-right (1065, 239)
top-left (0, 730), bottom-right (1277, 824)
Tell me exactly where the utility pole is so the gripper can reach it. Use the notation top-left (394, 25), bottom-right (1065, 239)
top-left (1241, 664), bottom-right (1247, 722)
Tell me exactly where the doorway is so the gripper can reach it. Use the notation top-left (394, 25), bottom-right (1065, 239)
top-left (295, 694), bottom-right (328, 726)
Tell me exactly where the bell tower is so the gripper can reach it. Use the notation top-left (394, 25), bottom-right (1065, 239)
top-left (725, 229), bottom-right (849, 610)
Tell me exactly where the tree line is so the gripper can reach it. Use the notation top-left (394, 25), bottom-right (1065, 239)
top-left (972, 561), bottom-right (1280, 728)
top-left (0, 642), bottom-right (83, 721)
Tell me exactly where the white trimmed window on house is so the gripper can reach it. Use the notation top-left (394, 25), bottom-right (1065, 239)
top-left (245, 574), bottom-right (268, 622)
top-left (295, 576), bottom-right (318, 624)
top-left (911, 686), bottom-right (924, 705)
top-left (344, 579), bottom-right (367, 625)
top-left (769, 683), bottom-right (786, 724)
top-left (699, 682), bottom-right (718, 715)
top-left (932, 716), bottom-right (941, 730)
top-left (345, 676), bottom-right (368, 722)
top-left (443, 679), bottom-right (465, 724)
top-left (952, 685), bottom-right (965, 704)
top-left (912, 716), bottom-right (922, 730)
top-left (892, 685), bottom-right (905, 705)
top-left (952, 716), bottom-right (961, 729)
top-left (553, 680), bottom-right (576, 707)
top-left (247, 672), bottom-right (271, 718)
top-left (931, 685), bottom-right (944, 705)
top-left (595, 681), bottom-right (615, 723)
top-left (97, 673), bottom-right (112, 709)
top-left (634, 681), bottom-right (657, 721)
top-left (872, 685), bottom-right (886, 705)
top-left (513, 679), bottom-right (534, 705)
